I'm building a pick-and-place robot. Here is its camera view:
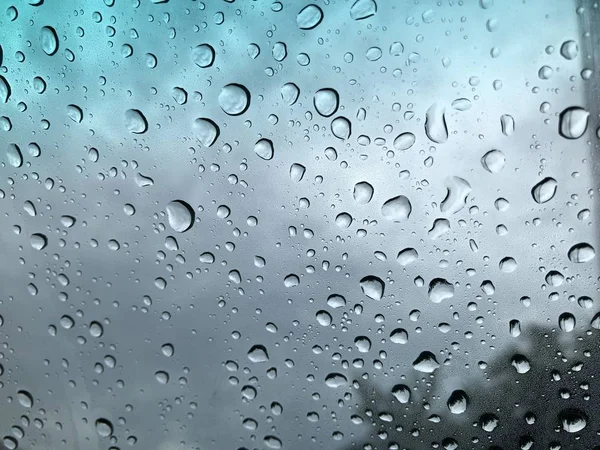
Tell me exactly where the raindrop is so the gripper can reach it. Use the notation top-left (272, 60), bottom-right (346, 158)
top-left (95, 419), bottom-right (113, 437)
top-left (0, 76), bottom-right (10, 103)
top-left (354, 336), bottom-right (371, 352)
top-left (296, 4), bottom-right (323, 30)
top-left (331, 116), bottom-right (351, 140)
top-left (441, 176), bottom-right (471, 214)
top-left (560, 40), bottom-right (579, 60)
top-left (254, 139), bottom-right (274, 160)
top-left (335, 212), bottom-right (352, 228)
top-left (325, 373), bottom-right (347, 388)
top-left (381, 195), bottom-right (411, 221)
top-left (392, 384), bottom-right (410, 403)
top-left (40, 26), bottom-right (58, 56)
top-left (425, 103), bottom-right (448, 144)
top-left (350, 0), bottom-right (377, 20)
top-left (17, 390), bottom-right (33, 408)
top-left (194, 118), bottom-right (220, 147)
top-left (499, 257), bottom-right (517, 272)
top-left (359, 275), bottom-right (384, 300)
top-left (500, 114), bottom-right (515, 136)
top-left (155, 371), bottom-right (169, 384)
top-left (393, 132), bottom-right (416, 151)
top-left (353, 181), bottom-right (374, 204)
top-left (568, 243), bottom-right (595, 263)
top-left (558, 312), bottom-right (575, 332)
top-left (390, 328), bottom-right (408, 344)
top-left (447, 390), bottom-right (468, 414)
top-left (316, 310), bottom-right (332, 326)
top-left (511, 354), bottom-right (530, 373)
top-left (531, 177), bottom-right (557, 204)
top-left (559, 107), bottom-right (589, 139)
top-left (314, 88), bottom-right (339, 117)
top-left (481, 150), bottom-right (506, 173)
top-left (6, 144), bottom-right (23, 168)
top-left (327, 294), bottom-right (346, 308)
top-left (281, 83), bottom-right (300, 105)
top-left (284, 274), bottom-right (299, 287)
top-left (413, 351), bottom-right (440, 373)
top-left (30, 233), bottom-right (47, 250)
top-left (428, 278), bottom-right (454, 303)
top-left (166, 200), bottom-right (194, 232)
top-left (218, 84), bottom-right (250, 116)
top-left (396, 248), bottom-right (418, 266)
top-left (289, 163), bottom-right (306, 182)
top-left (124, 109), bottom-right (148, 134)
top-left (248, 345), bottom-right (269, 363)
top-left (67, 104), bottom-right (83, 123)
top-left (559, 409), bottom-right (587, 433)
top-left (192, 44), bottom-right (215, 67)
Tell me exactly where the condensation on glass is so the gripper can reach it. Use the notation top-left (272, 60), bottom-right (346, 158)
top-left (0, 0), bottom-right (599, 449)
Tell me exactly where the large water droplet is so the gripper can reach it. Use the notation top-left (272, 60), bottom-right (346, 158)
top-left (481, 149), bottom-right (506, 173)
top-left (281, 83), bottom-right (300, 105)
top-left (193, 118), bottom-right (219, 147)
top-left (218, 84), bottom-right (250, 115)
top-left (559, 408), bottom-right (587, 433)
top-left (393, 132), bottom-right (416, 151)
top-left (390, 328), bottom-right (408, 344)
top-left (413, 351), bottom-right (439, 373)
top-left (40, 26), bottom-right (58, 56)
top-left (284, 274), bottom-right (300, 287)
top-left (325, 373), bottom-right (347, 388)
top-left (331, 116), bottom-right (351, 140)
top-left (425, 103), bottom-right (448, 144)
top-left (192, 44), bottom-right (215, 67)
top-left (428, 278), bottom-right (454, 303)
top-left (354, 336), bottom-right (371, 352)
top-left (560, 40), bottom-right (579, 60)
top-left (327, 294), bottom-right (346, 308)
top-left (558, 312), bottom-right (575, 332)
top-left (0, 76), bottom-right (10, 103)
top-left (568, 243), bottom-right (595, 263)
top-left (17, 390), bottom-right (33, 408)
top-left (30, 233), bottom-right (47, 250)
top-left (124, 109), bottom-right (148, 134)
top-left (314, 88), bottom-right (339, 117)
top-left (396, 248), bottom-right (418, 266)
top-left (559, 107), bottom-right (589, 139)
top-left (440, 177), bottom-right (471, 214)
top-left (289, 163), bottom-right (306, 182)
top-left (254, 139), bottom-right (274, 160)
top-left (381, 195), bottom-right (412, 221)
top-left (248, 345), bottom-right (269, 363)
top-left (67, 104), bottom-right (83, 123)
top-left (428, 218), bottom-right (450, 240)
top-left (6, 143), bottom-right (22, 167)
top-left (447, 390), bottom-right (469, 414)
top-left (296, 4), bottom-right (323, 30)
top-left (350, 0), bottom-right (377, 20)
top-left (360, 275), bottom-right (384, 300)
top-left (95, 418), bottom-right (113, 437)
top-left (391, 384), bottom-right (410, 403)
top-left (500, 114), bottom-right (515, 136)
top-left (531, 177), bottom-right (557, 204)
top-left (511, 354), bottom-right (530, 373)
top-left (165, 200), bottom-right (194, 232)
top-left (353, 181), bottom-right (374, 204)
top-left (335, 212), bottom-right (353, 228)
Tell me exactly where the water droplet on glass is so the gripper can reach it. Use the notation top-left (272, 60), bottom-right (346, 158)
top-left (30, 233), bottom-right (47, 250)
top-left (289, 163), bottom-right (306, 182)
top-left (558, 312), bottom-right (576, 332)
top-left (284, 274), bottom-right (299, 287)
top-left (67, 104), bottom-right (83, 123)
top-left (413, 351), bottom-right (439, 373)
top-left (481, 149), bottom-right (506, 173)
top-left (296, 4), bottom-right (323, 30)
top-left (40, 26), bottom-right (58, 56)
top-left (166, 200), bottom-right (194, 232)
top-left (393, 132), bottom-right (416, 151)
top-left (390, 328), bottom-right (408, 344)
top-left (560, 40), bottom-right (579, 60)
top-left (6, 143), bottom-right (22, 167)
top-left (559, 107), bottom-right (589, 139)
top-left (335, 212), bottom-right (353, 228)
top-left (193, 118), bottom-right (220, 147)
top-left (124, 109), bottom-right (148, 134)
top-left (95, 418), bottom-right (113, 437)
top-left (354, 336), bottom-right (371, 352)
top-left (218, 84), bottom-right (250, 116)
top-left (331, 116), bottom-right (351, 140)
top-left (248, 345), bottom-right (269, 363)
top-left (281, 83), bottom-right (300, 105)
top-left (314, 88), bottom-right (339, 117)
top-left (559, 409), bottom-right (587, 433)
top-left (391, 384), bottom-right (410, 403)
top-left (567, 243), bottom-right (595, 263)
top-left (353, 181), bottom-right (373, 204)
top-left (425, 103), bottom-right (448, 144)
top-left (428, 278), bottom-right (454, 303)
top-left (155, 371), bottom-right (169, 384)
top-left (396, 248), bottom-right (418, 266)
top-left (360, 275), bottom-right (384, 300)
top-left (192, 44), bottom-right (215, 67)
top-left (381, 195), bottom-right (412, 221)
top-left (316, 310), bottom-right (332, 326)
top-left (440, 176), bottom-right (471, 214)
top-left (0, 76), bottom-right (11, 103)
top-left (511, 354), bottom-right (530, 373)
top-left (447, 390), bottom-right (469, 414)
top-left (254, 138), bottom-right (274, 160)
top-left (428, 218), bottom-right (450, 240)
top-left (350, 0), bottom-right (377, 20)
top-left (17, 390), bottom-right (33, 408)
top-left (531, 177), bottom-right (557, 204)
top-left (325, 373), bottom-right (347, 388)
top-left (327, 294), bottom-right (346, 308)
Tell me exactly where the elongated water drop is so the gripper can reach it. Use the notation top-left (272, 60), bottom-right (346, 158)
top-left (559, 107), bottom-right (589, 139)
top-left (425, 103), bottom-right (448, 144)
top-left (166, 200), bottom-right (194, 232)
top-left (40, 26), bottom-right (59, 55)
top-left (531, 177), bottom-right (557, 204)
